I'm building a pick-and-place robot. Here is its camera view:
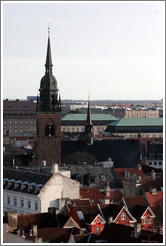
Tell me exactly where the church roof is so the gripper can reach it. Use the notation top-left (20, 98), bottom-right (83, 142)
top-left (62, 114), bottom-right (118, 122)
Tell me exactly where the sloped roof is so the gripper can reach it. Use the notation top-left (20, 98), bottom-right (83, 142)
top-left (108, 118), bottom-right (163, 127)
top-left (80, 188), bottom-right (106, 204)
top-left (123, 196), bottom-right (149, 210)
top-left (140, 178), bottom-right (163, 192)
top-left (21, 227), bottom-right (71, 243)
top-left (114, 167), bottom-right (145, 179)
top-left (104, 190), bottom-right (123, 203)
top-left (130, 205), bottom-right (148, 219)
top-left (70, 199), bottom-right (92, 206)
top-left (17, 212), bottom-right (71, 230)
top-left (145, 191), bottom-right (163, 209)
top-left (62, 113), bottom-right (118, 121)
top-left (98, 223), bottom-right (163, 243)
top-left (100, 204), bottom-right (123, 220)
top-left (61, 139), bottom-right (140, 168)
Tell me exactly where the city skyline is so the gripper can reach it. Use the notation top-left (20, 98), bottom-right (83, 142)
top-left (2, 1), bottom-right (165, 100)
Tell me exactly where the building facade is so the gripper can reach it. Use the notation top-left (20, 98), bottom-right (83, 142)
top-left (3, 164), bottom-right (79, 215)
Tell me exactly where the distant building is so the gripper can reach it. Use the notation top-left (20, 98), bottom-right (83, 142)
top-left (145, 142), bottom-right (163, 170)
top-left (105, 118), bottom-right (163, 139)
top-left (3, 99), bottom-right (36, 135)
top-left (61, 113), bottom-right (118, 134)
top-left (125, 108), bottom-right (159, 118)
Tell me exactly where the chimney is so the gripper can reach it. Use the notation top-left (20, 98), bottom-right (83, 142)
top-left (52, 163), bottom-right (58, 174)
top-left (150, 188), bottom-right (157, 195)
top-left (151, 170), bottom-right (156, 180)
top-left (35, 237), bottom-right (43, 243)
top-left (7, 211), bottom-right (17, 230)
top-left (32, 225), bottom-right (37, 237)
top-left (138, 176), bottom-right (142, 181)
top-left (133, 223), bottom-right (141, 238)
top-left (108, 216), bottom-right (113, 224)
top-left (105, 181), bottom-right (111, 197)
top-left (103, 198), bottom-right (110, 205)
top-left (137, 164), bottom-right (142, 171)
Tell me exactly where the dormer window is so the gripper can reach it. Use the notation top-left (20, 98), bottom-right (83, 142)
top-left (124, 171), bottom-right (130, 179)
top-left (77, 211), bottom-right (84, 220)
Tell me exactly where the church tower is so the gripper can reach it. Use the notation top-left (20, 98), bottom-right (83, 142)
top-left (85, 95), bottom-right (94, 145)
top-left (35, 26), bottom-right (61, 165)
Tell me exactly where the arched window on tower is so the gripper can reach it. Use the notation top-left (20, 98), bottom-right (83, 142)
top-left (45, 119), bottom-right (55, 137)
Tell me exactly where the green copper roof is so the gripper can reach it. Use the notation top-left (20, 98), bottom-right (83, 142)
top-left (108, 117), bottom-right (163, 127)
top-left (62, 114), bottom-right (118, 121)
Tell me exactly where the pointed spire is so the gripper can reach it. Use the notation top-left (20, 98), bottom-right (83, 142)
top-left (45, 21), bottom-right (53, 75)
top-left (86, 92), bottom-right (92, 125)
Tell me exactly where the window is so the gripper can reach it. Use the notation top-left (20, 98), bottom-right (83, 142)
top-left (121, 213), bottom-right (126, 220)
top-left (100, 175), bottom-right (106, 182)
top-left (92, 227), bottom-right (95, 231)
top-left (101, 227), bottom-right (103, 231)
top-left (157, 154), bottom-right (163, 159)
top-left (143, 219), bottom-right (147, 224)
top-left (14, 198), bottom-right (17, 206)
top-left (77, 211), bottom-right (84, 220)
top-left (148, 218), bottom-right (152, 224)
top-left (149, 153), bottom-right (155, 159)
top-left (154, 162), bottom-right (157, 166)
top-left (125, 171), bottom-right (130, 179)
top-left (7, 196), bottom-right (10, 204)
top-left (35, 202), bottom-right (38, 210)
top-left (21, 199), bottom-right (24, 207)
top-left (159, 162), bottom-right (162, 166)
top-left (28, 201), bottom-right (31, 209)
top-left (148, 162), bottom-right (152, 166)
top-left (96, 226), bottom-right (100, 232)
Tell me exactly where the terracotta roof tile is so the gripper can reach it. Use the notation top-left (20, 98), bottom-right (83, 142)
top-left (80, 188), bottom-right (106, 204)
top-left (115, 167), bottom-right (145, 180)
top-left (140, 178), bottom-right (163, 192)
top-left (123, 196), bottom-right (149, 210)
top-left (145, 191), bottom-right (163, 212)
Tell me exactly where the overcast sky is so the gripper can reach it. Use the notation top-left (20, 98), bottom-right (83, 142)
top-left (2, 1), bottom-right (165, 100)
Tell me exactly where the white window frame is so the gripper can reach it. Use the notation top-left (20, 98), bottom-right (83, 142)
top-left (143, 219), bottom-right (147, 224)
top-left (121, 213), bottom-right (126, 220)
top-left (96, 226), bottom-right (100, 232)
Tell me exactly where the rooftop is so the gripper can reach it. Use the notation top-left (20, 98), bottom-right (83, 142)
top-left (108, 118), bottom-right (163, 127)
top-left (62, 113), bottom-right (118, 121)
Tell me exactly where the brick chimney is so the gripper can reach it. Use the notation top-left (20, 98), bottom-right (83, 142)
top-left (151, 170), bottom-right (156, 180)
top-left (52, 163), bottom-right (59, 174)
top-left (105, 181), bottom-right (111, 197)
top-left (133, 223), bottom-right (141, 238)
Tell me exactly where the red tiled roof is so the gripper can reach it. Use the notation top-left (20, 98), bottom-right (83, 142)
top-left (80, 188), bottom-right (106, 204)
top-left (145, 191), bottom-right (163, 212)
top-left (20, 227), bottom-right (71, 243)
top-left (140, 178), bottom-right (163, 192)
top-left (18, 213), bottom-right (48, 230)
top-left (70, 198), bottom-right (92, 206)
top-left (98, 223), bottom-right (163, 243)
top-left (123, 196), bottom-right (149, 210)
top-left (102, 190), bottom-right (123, 203)
top-left (115, 167), bottom-right (145, 180)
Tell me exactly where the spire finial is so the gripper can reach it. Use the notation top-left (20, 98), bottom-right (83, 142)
top-left (48, 19), bottom-right (50, 36)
